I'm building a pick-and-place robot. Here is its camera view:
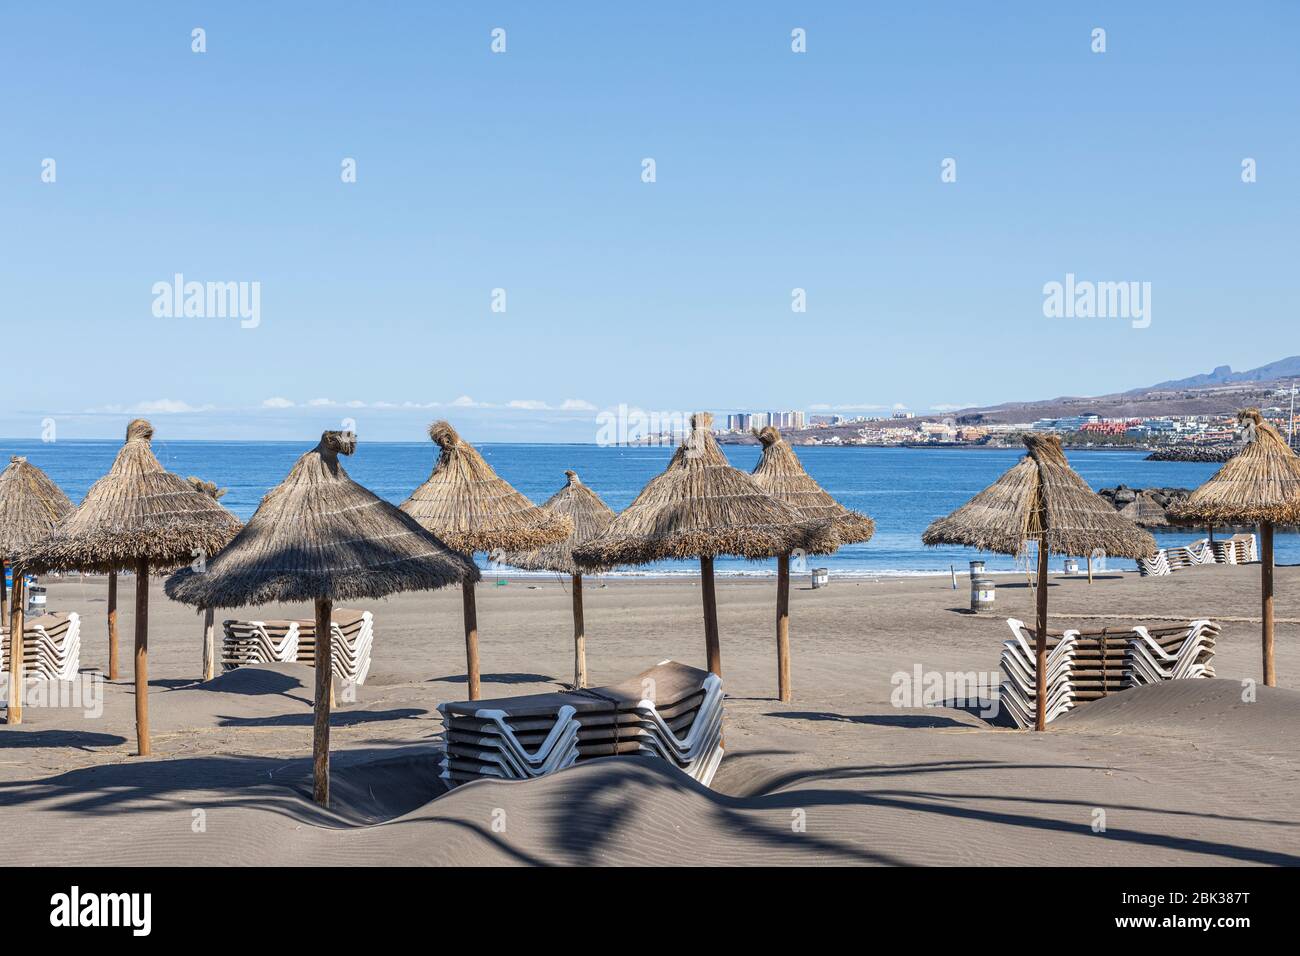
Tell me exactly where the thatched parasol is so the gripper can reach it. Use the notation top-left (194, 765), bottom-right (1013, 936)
top-left (574, 413), bottom-right (835, 679)
top-left (750, 426), bottom-right (875, 702)
top-left (400, 422), bottom-right (571, 700)
top-left (1119, 490), bottom-right (1171, 530)
top-left (0, 456), bottom-right (72, 564)
top-left (0, 455), bottom-right (73, 725)
top-left (185, 476), bottom-right (232, 681)
top-left (923, 433), bottom-right (1155, 730)
top-left (503, 470), bottom-right (616, 688)
top-left (0, 455), bottom-right (73, 606)
top-left (1170, 409), bottom-right (1300, 687)
top-left (167, 430), bottom-right (478, 806)
top-left (17, 419), bottom-right (241, 751)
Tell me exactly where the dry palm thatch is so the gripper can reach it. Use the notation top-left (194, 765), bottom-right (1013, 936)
top-left (186, 476), bottom-right (229, 501)
top-left (11, 420), bottom-right (241, 748)
top-left (167, 431), bottom-right (478, 808)
top-left (573, 413), bottom-right (835, 569)
top-left (17, 420), bottom-right (242, 574)
top-left (573, 413), bottom-right (834, 681)
top-left (400, 421), bottom-right (572, 555)
top-left (184, 475), bottom-right (230, 682)
top-left (503, 470), bottom-right (616, 688)
top-left (1170, 409), bottom-right (1300, 688)
top-left (923, 433), bottom-right (1155, 732)
top-left (2, 455), bottom-right (73, 725)
top-left (750, 426), bottom-right (875, 550)
top-left (749, 426), bottom-right (873, 703)
top-left (1119, 490), bottom-right (1171, 529)
top-left (398, 421), bottom-right (571, 702)
top-left (922, 433), bottom-right (1155, 560)
top-left (166, 431), bottom-right (478, 609)
top-left (502, 470), bottom-right (616, 574)
top-left (1170, 410), bottom-right (1300, 527)
top-left (0, 456), bottom-right (73, 561)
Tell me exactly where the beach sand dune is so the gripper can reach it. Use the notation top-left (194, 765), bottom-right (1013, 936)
top-left (1, 566), bottom-right (1297, 865)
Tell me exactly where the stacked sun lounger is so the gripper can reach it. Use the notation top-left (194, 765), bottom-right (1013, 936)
top-left (221, 620), bottom-right (300, 671)
top-left (292, 609), bottom-right (373, 685)
top-left (438, 660), bottom-right (724, 787)
top-left (999, 618), bottom-right (1217, 728)
top-left (1136, 551), bottom-right (1171, 576)
top-left (1, 612), bottom-right (81, 681)
top-left (1126, 621), bottom-right (1218, 685)
top-left (1138, 534), bottom-right (1257, 576)
top-left (1211, 533), bottom-right (1258, 565)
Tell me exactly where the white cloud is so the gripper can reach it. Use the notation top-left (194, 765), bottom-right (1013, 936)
top-left (307, 398), bottom-right (333, 407)
top-left (451, 395), bottom-right (479, 407)
top-left (139, 399), bottom-right (204, 414)
top-left (262, 397), bottom-right (295, 408)
top-left (930, 403), bottom-right (970, 412)
top-left (892, 402), bottom-right (908, 411)
top-left (345, 400), bottom-right (366, 408)
top-left (560, 398), bottom-right (597, 411)
top-left (508, 399), bottom-right (549, 410)
top-left (87, 398), bottom-right (214, 415)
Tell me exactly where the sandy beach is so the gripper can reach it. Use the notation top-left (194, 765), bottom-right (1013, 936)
top-left (2, 566), bottom-right (1296, 866)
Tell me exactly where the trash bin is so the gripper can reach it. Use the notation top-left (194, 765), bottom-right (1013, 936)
top-left (970, 576), bottom-right (995, 613)
top-left (969, 559), bottom-right (985, 577)
top-left (26, 584), bottom-right (47, 617)
top-left (811, 567), bottom-right (830, 589)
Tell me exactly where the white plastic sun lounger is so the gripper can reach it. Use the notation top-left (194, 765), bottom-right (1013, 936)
top-left (439, 661), bottom-right (724, 786)
top-left (1, 612), bottom-right (81, 681)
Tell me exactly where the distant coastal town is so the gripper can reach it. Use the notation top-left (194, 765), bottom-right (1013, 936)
top-left (699, 401), bottom-right (1300, 452)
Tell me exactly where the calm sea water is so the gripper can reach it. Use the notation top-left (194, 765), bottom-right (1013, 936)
top-left (7, 439), bottom-right (1296, 575)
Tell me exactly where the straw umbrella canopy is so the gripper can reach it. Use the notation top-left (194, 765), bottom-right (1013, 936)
top-left (399, 422), bottom-right (571, 700)
top-left (503, 470), bottom-right (616, 688)
top-left (1170, 409), bottom-right (1300, 687)
top-left (185, 476), bottom-right (234, 681)
top-left (1119, 490), bottom-right (1171, 530)
top-left (922, 433), bottom-right (1155, 730)
top-left (574, 413), bottom-right (835, 679)
top-left (166, 430), bottom-right (478, 806)
top-left (750, 426), bottom-right (875, 702)
top-left (0, 455), bottom-right (73, 724)
top-left (0, 455), bottom-right (73, 611)
top-left (17, 420), bottom-right (241, 749)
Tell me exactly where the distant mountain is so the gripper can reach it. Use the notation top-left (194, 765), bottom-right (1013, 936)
top-left (950, 356), bottom-right (1300, 425)
top-left (1146, 356), bottom-right (1300, 391)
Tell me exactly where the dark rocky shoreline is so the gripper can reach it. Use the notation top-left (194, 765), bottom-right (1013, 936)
top-left (1144, 446), bottom-right (1239, 463)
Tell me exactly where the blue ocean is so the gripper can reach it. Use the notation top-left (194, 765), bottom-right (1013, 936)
top-left (7, 439), bottom-right (1296, 575)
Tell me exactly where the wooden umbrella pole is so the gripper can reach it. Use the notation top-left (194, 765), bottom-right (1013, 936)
top-left (1086, 554), bottom-right (1093, 584)
top-left (701, 556), bottom-right (721, 677)
top-left (134, 558), bottom-right (150, 755)
top-left (776, 551), bottom-right (791, 702)
top-left (1034, 543), bottom-right (1049, 732)
top-left (313, 597), bottom-right (333, 807)
top-left (1261, 522), bottom-right (1276, 687)
top-left (571, 572), bottom-right (587, 689)
top-left (7, 567), bottom-right (24, 725)
top-left (0, 558), bottom-right (7, 626)
top-left (201, 606), bottom-right (216, 682)
top-left (107, 570), bottom-right (119, 680)
top-left (462, 579), bottom-right (481, 700)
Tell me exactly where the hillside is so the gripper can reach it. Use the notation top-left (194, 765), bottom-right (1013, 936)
top-left (953, 357), bottom-right (1298, 425)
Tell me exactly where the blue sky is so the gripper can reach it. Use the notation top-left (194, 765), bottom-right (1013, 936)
top-left (2, 2), bottom-right (1297, 442)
